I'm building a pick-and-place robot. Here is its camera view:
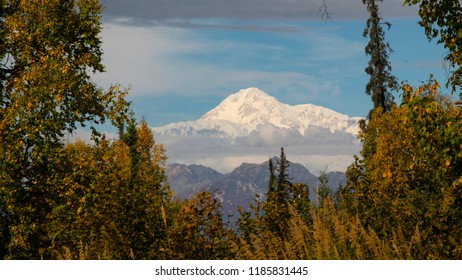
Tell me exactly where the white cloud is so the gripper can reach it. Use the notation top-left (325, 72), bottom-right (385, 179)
top-left (94, 24), bottom-right (204, 93)
top-left (296, 155), bottom-right (358, 176)
top-left (63, 129), bottom-right (118, 144)
top-left (157, 133), bottom-right (360, 174)
top-left (94, 23), bottom-right (351, 102)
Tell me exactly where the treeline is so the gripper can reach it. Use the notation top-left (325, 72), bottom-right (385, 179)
top-left (1, 0), bottom-right (462, 259)
top-left (1, 106), bottom-right (461, 259)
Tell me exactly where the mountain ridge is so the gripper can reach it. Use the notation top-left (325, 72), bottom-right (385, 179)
top-left (166, 159), bottom-right (347, 215)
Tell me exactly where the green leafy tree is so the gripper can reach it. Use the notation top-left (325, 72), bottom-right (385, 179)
top-left (404, 0), bottom-right (462, 92)
top-left (362, 0), bottom-right (398, 114)
top-left (0, 0), bottom-right (131, 259)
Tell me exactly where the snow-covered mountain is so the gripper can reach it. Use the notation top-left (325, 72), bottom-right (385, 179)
top-left (154, 87), bottom-right (362, 139)
top-left (153, 87), bottom-right (363, 174)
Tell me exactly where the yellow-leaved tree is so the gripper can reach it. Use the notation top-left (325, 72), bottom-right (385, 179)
top-left (48, 120), bottom-right (171, 259)
top-left (344, 79), bottom-right (462, 258)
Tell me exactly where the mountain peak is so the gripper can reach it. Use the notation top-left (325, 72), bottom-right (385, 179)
top-left (200, 87), bottom-right (285, 127)
top-left (232, 87), bottom-right (273, 100)
top-left (200, 87), bottom-right (280, 124)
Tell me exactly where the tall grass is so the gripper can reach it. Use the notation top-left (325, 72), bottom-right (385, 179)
top-left (48, 198), bottom-right (449, 260)
top-left (233, 200), bottom-right (437, 260)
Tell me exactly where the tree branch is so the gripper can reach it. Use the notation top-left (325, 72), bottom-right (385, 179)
top-left (318, 0), bottom-right (332, 22)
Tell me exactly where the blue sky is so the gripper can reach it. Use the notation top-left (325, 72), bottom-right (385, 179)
top-left (95, 0), bottom-right (449, 127)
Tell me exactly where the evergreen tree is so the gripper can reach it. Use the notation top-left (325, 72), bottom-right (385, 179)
top-left (238, 148), bottom-right (312, 251)
top-left (276, 147), bottom-right (291, 205)
top-left (292, 182), bottom-right (311, 225)
top-left (122, 117), bottom-right (140, 189)
top-left (363, 0), bottom-right (397, 114)
top-left (268, 157), bottom-right (276, 194)
top-left (316, 169), bottom-right (333, 204)
top-left (262, 148), bottom-right (294, 238)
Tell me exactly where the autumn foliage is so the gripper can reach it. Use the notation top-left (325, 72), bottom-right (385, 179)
top-left (344, 80), bottom-right (462, 258)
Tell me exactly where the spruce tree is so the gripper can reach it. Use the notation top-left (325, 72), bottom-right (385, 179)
top-left (276, 147), bottom-right (291, 205)
top-left (363, 0), bottom-right (397, 114)
top-left (317, 169), bottom-right (333, 204)
top-left (268, 157), bottom-right (276, 194)
top-left (263, 147), bottom-right (292, 238)
top-left (122, 118), bottom-right (140, 189)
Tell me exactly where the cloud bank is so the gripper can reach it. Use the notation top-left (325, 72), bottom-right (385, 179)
top-left (102, 0), bottom-right (418, 27)
top-left (156, 128), bottom-right (360, 174)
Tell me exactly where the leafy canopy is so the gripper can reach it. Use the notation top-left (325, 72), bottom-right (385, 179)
top-left (0, 0), bottom-right (131, 259)
top-left (404, 0), bottom-right (462, 92)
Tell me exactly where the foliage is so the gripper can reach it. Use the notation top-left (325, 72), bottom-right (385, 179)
top-left (259, 148), bottom-right (310, 238)
top-left (315, 169), bottom-right (333, 204)
top-left (362, 0), bottom-right (398, 113)
top-left (404, 0), bottom-right (462, 92)
top-left (44, 120), bottom-right (170, 259)
top-left (237, 148), bottom-right (311, 250)
top-left (265, 148), bottom-right (291, 236)
top-left (165, 191), bottom-right (235, 259)
top-left (0, 0), bottom-right (132, 259)
top-left (344, 79), bottom-right (462, 258)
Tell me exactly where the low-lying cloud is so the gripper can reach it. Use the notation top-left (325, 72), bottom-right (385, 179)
top-left (156, 131), bottom-right (361, 174)
top-left (234, 123), bottom-right (358, 147)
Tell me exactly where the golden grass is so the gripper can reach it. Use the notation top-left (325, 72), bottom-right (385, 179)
top-left (47, 198), bottom-right (449, 260)
top-left (233, 200), bottom-right (434, 260)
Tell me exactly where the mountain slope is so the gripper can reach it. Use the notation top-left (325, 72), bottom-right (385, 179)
top-left (166, 163), bottom-right (222, 198)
